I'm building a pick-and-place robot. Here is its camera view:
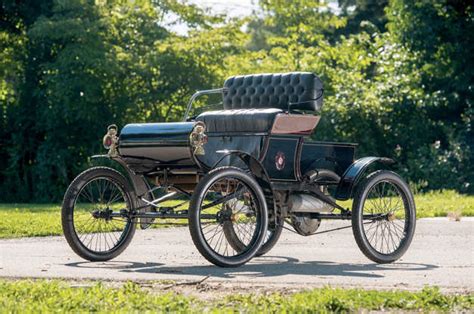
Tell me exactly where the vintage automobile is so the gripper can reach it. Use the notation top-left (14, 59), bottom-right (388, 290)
top-left (61, 72), bottom-right (416, 267)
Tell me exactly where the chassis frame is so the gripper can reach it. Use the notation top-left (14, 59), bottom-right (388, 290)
top-left (90, 152), bottom-right (395, 226)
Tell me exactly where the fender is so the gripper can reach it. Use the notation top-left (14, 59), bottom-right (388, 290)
top-left (91, 155), bottom-right (153, 228)
top-left (91, 155), bottom-right (150, 197)
top-left (214, 150), bottom-right (277, 226)
top-left (335, 156), bottom-right (395, 200)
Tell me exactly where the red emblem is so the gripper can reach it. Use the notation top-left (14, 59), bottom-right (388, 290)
top-left (275, 151), bottom-right (286, 170)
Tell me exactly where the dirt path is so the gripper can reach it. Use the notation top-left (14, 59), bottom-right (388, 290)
top-left (1, 218), bottom-right (473, 293)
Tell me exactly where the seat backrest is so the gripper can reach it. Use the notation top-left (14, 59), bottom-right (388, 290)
top-left (223, 72), bottom-right (323, 112)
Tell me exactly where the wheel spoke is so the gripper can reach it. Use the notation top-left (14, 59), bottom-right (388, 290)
top-left (361, 179), bottom-right (410, 256)
top-left (198, 175), bottom-right (261, 258)
top-left (72, 177), bottom-right (131, 254)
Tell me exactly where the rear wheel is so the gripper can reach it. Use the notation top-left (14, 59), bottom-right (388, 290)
top-left (225, 214), bottom-right (283, 257)
top-left (352, 170), bottom-right (416, 263)
top-left (255, 218), bottom-right (283, 256)
top-left (188, 167), bottom-right (268, 267)
top-left (61, 167), bottom-right (136, 261)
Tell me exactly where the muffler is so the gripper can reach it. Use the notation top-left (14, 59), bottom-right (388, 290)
top-left (289, 193), bottom-right (334, 213)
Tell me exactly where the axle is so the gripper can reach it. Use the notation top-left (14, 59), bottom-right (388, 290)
top-left (293, 212), bottom-right (388, 220)
top-left (108, 209), bottom-right (216, 220)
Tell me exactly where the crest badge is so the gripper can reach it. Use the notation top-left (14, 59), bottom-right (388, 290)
top-left (275, 151), bottom-right (286, 171)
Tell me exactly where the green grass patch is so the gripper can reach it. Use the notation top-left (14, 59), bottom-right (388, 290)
top-left (337, 190), bottom-right (474, 219)
top-left (0, 202), bottom-right (187, 239)
top-left (0, 190), bottom-right (472, 239)
top-left (0, 204), bottom-right (61, 238)
top-left (0, 279), bottom-right (472, 312)
top-left (413, 190), bottom-right (474, 218)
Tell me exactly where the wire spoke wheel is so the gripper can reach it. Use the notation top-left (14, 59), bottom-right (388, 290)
top-left (62, 167), bottom-right (136, 261)
top-left (74, 178), bottom-right (130, 253)
top-left (254, 218), bottom-right (284, 257)
top-left (352, 170), bottom-right (416, 263)
top-left (362, 181), bottom-right (407, 254)
top-left (189, 167), bottom-right (268, 267)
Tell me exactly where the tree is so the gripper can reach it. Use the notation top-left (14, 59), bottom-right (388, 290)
top-left (386, 0), bottom-right (473, 191)
top-left (337, 0), bottom-right (389, 34)
top-left (1, 0), bottom-right (472, 201)
top-left (0, 0), bottom-right (246, 201)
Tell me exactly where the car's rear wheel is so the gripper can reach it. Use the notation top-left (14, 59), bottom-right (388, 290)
top-left (255, 218), bottom-right (283, 256)
top-left (352, 170), bottom-right (416, 263)
top-left (188, 167), bottom-right (268, 267)
top-left (224, 213), bottom-right (283, 257)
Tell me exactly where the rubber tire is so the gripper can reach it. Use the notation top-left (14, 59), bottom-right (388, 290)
top-left (224, 217), bottom-right (283, 257)
top-left (255, 220), bottom-right (283, 256)
top-left (62, 167), bottom-right (136, 261)
top-left (352, 170), bottom-right (416, 264)
top-left (188, 167), bottom-right (268, 267)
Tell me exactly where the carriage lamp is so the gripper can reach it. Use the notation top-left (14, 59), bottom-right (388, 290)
top-left (103, 124), bottom-right (119, 157)
top-left (190, 123), bottom-right (207, 155)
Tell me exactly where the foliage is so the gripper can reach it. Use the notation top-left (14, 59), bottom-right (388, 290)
top-left (0, 0), bottom-right (243, 201)
top-left (230, 0), bottom-right (473, 192)
top-left (386, 0), bottom-right (473, 192)
top-left (0, 0), bottom-right (472, 202)
top-left (337, 0), bottom-right (389, 34)
top-left (0, 190), bottom-right (472, 238)
top-left (0, 279), bottom-right (472, 312)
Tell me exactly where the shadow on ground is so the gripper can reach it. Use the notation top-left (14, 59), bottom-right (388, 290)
top-left (65, 257), bottom-right (438, 279)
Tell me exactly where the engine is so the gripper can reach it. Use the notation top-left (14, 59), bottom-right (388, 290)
top-left (288, 193), bottom-right (334, 213)
top-left (288, 192), bottom-right (335, 236)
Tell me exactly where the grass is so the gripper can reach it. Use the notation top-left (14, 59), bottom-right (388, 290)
top-left (0, 202), bottom-right (187, 239)
top-left (337, 189), bottom-right (474, 219)
top-left (0, 190), bottom-right (472, 239)
top-left (0, 279), bottom-right (472, 312)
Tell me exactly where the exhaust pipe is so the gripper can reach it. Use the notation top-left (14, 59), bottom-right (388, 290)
top-left (289, 193), bottom-right (334, 213)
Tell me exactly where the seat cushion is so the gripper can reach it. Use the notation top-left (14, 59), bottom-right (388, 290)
top-left (196, 108), bottom-right (283, 133)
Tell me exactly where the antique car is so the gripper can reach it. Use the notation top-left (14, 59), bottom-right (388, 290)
top-left (61, 72), bottom-right (416, 267)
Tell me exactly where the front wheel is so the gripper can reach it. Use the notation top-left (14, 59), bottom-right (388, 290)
top-left (352, 170), bottom-right (416, 263)
top-left (188, 167), bottom-right (268, 267)
top-left (61, 167), bottom-right (136, 261)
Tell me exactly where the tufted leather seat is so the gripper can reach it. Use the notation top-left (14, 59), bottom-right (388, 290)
top-left (223, 72), bottom-right (323, 111)
top-left (197, 108), bottom-right (283, 133)
top-left (196, 72), bottom-right (323, 133)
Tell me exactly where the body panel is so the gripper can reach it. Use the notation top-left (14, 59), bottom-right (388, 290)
top-left (197, 134), bottom-right (267, 170)
top-left (262, 136), bottom-right (356, 182)
top-left (262, 137), bottom-right (300, 181)
top-left (300, 140), bottom-right (356, 177)
top-left (118, 122), bottom-right (198, 173)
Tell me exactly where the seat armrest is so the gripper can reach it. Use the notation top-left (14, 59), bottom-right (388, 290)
top-left (183, 88), bottom-right (228, 121)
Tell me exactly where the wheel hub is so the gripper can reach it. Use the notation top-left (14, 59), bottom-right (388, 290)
top-left (387, 212), bottom-right (396, 221)
top-left (216, 210), bottom-right (232, 224)
top-left (91, 208), bottom-right (113, 221)
top-left (230, 213), bottom-right (239, 222)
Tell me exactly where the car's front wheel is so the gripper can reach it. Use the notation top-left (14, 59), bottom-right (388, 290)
top-left (62, 167), bottom-right (136, 261)
top-left (188, 167), bottom-right (268, 267)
